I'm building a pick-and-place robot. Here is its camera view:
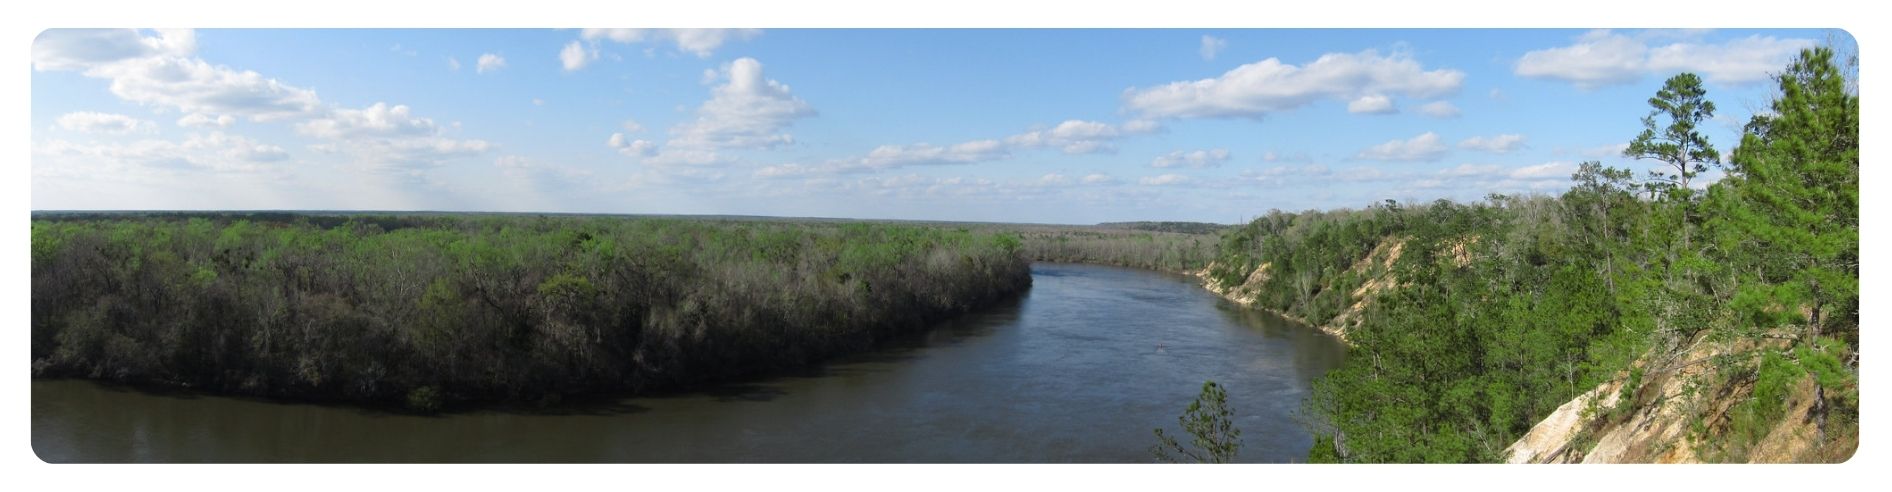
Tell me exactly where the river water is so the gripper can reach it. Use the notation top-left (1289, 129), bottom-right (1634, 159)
top-left (32, 263), bottom-right (1346, 463)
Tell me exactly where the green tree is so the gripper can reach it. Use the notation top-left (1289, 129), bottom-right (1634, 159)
top-left (1625, 72), bottom-right (1719, 257)
top-left (1626, 72), bottom-right (1721, 198)
top-left (1152, 380), bottom-right (1242, 463)
top-left (1702, 47), bottom-right (1859, 454)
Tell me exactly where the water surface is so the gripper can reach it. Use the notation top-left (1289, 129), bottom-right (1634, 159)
top-left (33, 263), bottom-right (1346, 463)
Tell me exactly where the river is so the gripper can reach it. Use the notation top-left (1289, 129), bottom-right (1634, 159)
top-left (32, 263), bottom-right (1346, 463)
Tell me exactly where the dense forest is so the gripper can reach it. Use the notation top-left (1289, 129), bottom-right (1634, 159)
top-left (1011, 225), bottom-right (1220, 274)
top-left (1095, 221), bottom-right (1230, 235)
top-left (31, 216), bottom-right (1030, 410)
top-left (1205, 47), bottom-right (1857, 462)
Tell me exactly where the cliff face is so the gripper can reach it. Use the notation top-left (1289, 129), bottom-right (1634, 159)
top-left (1195, 237), bottom-right (1406, 343)
top-left (1504, 332), bottom-right (1856, 463)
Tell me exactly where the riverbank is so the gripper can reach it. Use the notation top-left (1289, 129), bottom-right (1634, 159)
top-left (32, 215), bottom-right (1032, 411)
top-left (34, 263), bottom-right (1346, 463)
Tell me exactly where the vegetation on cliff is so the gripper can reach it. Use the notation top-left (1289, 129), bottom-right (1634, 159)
top-left (1209, 47), bottom-right (1857, 462)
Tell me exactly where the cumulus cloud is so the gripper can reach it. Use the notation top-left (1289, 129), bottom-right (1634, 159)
top-left (36, 29), bottom-right (486, 180)
top-left (36, 132), bottom-right (289, 174)
top-left (756, 119), bottom-right (1159, 178)
top-left (1200, 35), bottom-right (1227, 61)
top-left (298, 102), bottom-right (492, 172)
top-left (1347, 94), bottom-right (1397, 114)
top-left (1081, 173), bottom-right (1117, 185)
top-left (1457, 134), bottom-right (1527, 153)
top-left (1418, 100), bottom-right (1461, 118)
top-left (1355, 132), bottom-right (1448, 161)
top-left (642, 57), bottom-right (816, 165)
top-left (1516, 30), bottom-right (1815, 89)
top-left (607, 133), bottom-right (657, 157)
top-left (1151, 148), bottom-right (1231, 169)
top-left (559, 41), bottom-right (597, 71)
top-left (1507, 161), bottom-right (1577, 180)
top-left (177, 113), bottom-right (235, 128)
top-left (82, 56), bottom-right (322, 121)
top-left (296, 102), bottom-right (439, 139)
top-left (1004, 119), bottom-right (1161, 154)
top-left (56, 111), bottom-right (155, 134)
top-left (1139, 174), bottom-right (1193, 186)
top-left (32, 28), bottom-right (194, 71)
top-left (1124, 49), bottom-right (1464, 119)
top-left (35, 30), bottom-right (320, 122)
top-left (579, 28), bottom-right (761, 58)
top-left (476, 53), bottom-right (507, 74)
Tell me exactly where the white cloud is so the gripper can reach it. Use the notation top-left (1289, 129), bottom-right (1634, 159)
top-left (1200, 35), bottom-right (1227, 61)
top-left (297, 103), bottom-right (491, 172)
top-left (1346, 94), bottom-right (1397, 114)
top-left (620, 119), bottom-right (644, 133)
top-left (607, 133), bottom-right (657, 157)
top-left (1508, 161), bottom-right (1577, 180)
top-left (1151, 148), bottom-right (1231, 169)
top-left (1139, 174), bottom-right (1193, 186)
top-left (55, 111), bottom-right (155, 134)
top-left (1355, 132), bottom-right (1447, 161)
top-left (579, 28), bottom-right (761, 58)
top-left (1457, 134), bottom-right (1527, 153)
top-left (1516, 30), bottom-right (1815, 89)
top-left (476, 53), bottom-right (506, 74)
top-left (758, 118), bottom-right (1160, 177)
top-left (81, 55), bottom-right (322, 121)
top-left (35, 29), bottom-right (483, 181)
top-left (32, 28), bottom-right (194, 71)
top-left (559, 41), bottom-right (597, 71)
top-left (643, 57), bottom-right (815, 165)
top-left (1124, 49), bottom-right (1464, 119)
top-left (1081, 173), bottom-right (1117, 185)
top-left (1004, 119), bottom-right (1160, 154)
top-left (296, 102), bottom-right (439, 139)
top-left (177, 113), bottom-right (235, 128)
top-left (35, 132), bottom-right (288, 174)
top-left (1418, 100), bottom-right (1461, 118)
top-left (447, 56), bottom-right (461, 72)
top-left (1645, 35), bottom-right (1816, 84)
top-left (1037, 173), bottom-right (1074, 186)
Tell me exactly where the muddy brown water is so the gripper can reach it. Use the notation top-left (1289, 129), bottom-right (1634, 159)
top-left (32, 263), bottom-right (1346, 463)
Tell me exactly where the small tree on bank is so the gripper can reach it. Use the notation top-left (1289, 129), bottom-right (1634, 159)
top-left (1152, 380), bottom-right (1242, 463)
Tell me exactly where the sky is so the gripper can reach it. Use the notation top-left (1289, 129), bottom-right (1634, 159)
top-left (29, 28), bottom-right (1847, 224)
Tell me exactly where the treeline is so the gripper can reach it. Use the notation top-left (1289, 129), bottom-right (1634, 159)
top-left (1096, 221), bottom-right (1229, 235)
top-left (1210, 48), bottom-right (1857, 462)
top-left (1011, 226), bottom-right (1219, 274)
top-left (31, 216), bottom-right (1031, 410)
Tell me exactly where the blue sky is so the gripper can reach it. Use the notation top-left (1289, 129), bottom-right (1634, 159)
top-left (30, 28), bottom-right (1844, 223)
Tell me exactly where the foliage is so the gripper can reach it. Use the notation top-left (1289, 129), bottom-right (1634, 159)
top-left (1152, 380), bottom-right (1242, 463)
top-left (1009, 226), bottom-right (1219, 274)
top-left (31, 215), bottom-right (1031, 411)
top-left (1265, 48), bottom-right (1857, 462)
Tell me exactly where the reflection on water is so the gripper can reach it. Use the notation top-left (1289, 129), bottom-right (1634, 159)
top-left (33, 263), bottom-right (1346, 463)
